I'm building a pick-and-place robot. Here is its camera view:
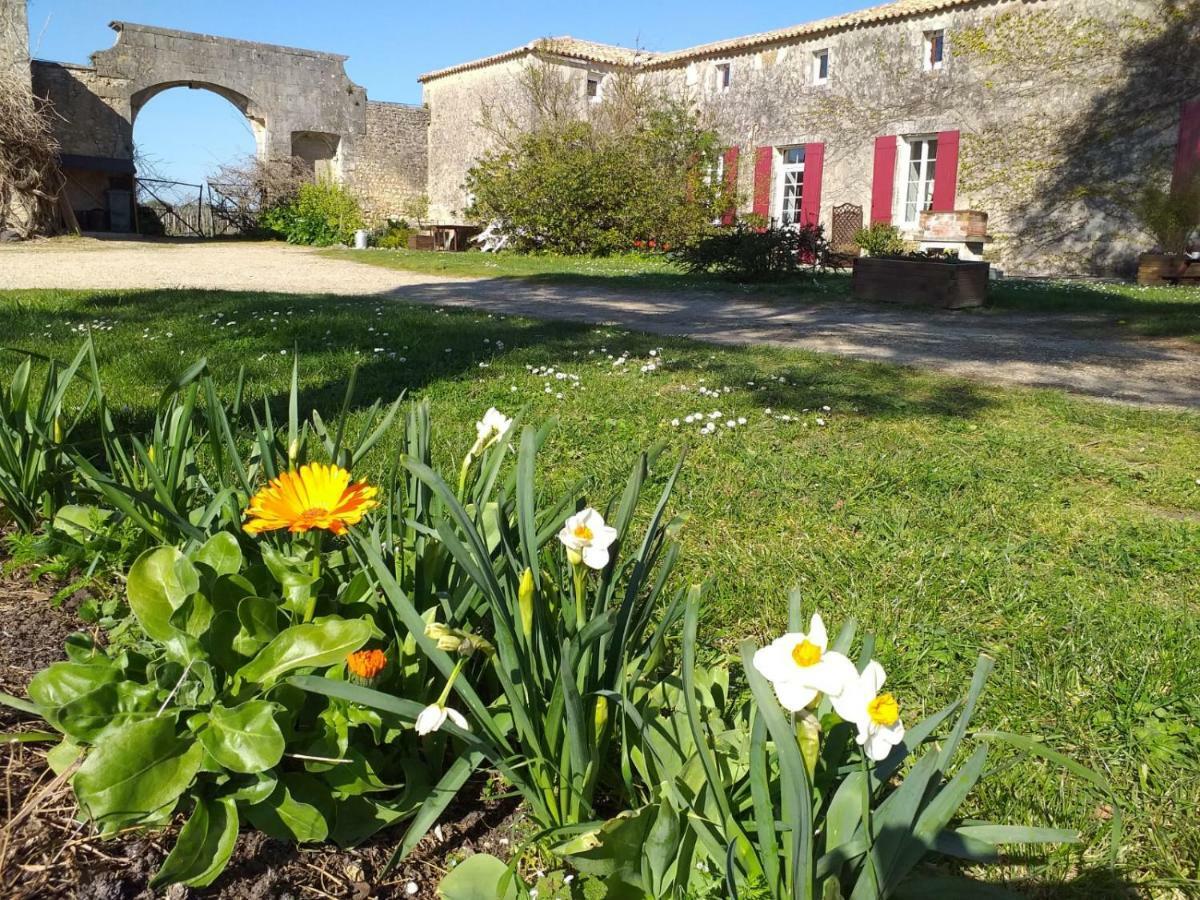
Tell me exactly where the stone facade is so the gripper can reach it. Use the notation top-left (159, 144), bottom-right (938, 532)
top-left (354, 101), bottom-right (430, 224)
top-left (419, 0), bottom-right (1200, 275)
top-left (1, 0), bottom-right (27, 82)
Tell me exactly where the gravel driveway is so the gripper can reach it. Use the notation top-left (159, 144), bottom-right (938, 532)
top-left (2, 237), bottom-right (1197, 409)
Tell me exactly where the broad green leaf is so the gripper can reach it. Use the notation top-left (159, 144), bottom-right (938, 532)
top-left (194, 532), bottom-right (244, 577)
top-left (437, 853), bottom-right (519, 900)
top-left (223, 771), bottom-right (278, 805)
top-left (52, 504), bottom-right (113, 543)
top-left (46, 737), bottom-right (82, 774)
top-left (198, 700), bottom-right (285, 774)
top-left (74, 717), bottom-right (204, 831)
top-left (237, 595), bottom-right (279, 643)
top-left (128, 546), bottom-right (199, 643)
top-left (150, 795), bottom-right (239, 888)
top-left (28, 660), bottom-right (119, 731)
top-left (53, 681), bottom-right (158, 743)
top-left (236, 618), bottom-right (371, 687)
top-left (243, 775), bottom-right (330, 842)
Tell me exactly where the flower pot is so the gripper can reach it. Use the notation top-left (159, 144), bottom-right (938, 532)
top-left (1137, 253), bottom-right (1187, 286)
top-left (851, 257), bottom-right (990, 309)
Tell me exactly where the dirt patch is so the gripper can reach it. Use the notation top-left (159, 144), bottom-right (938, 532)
top-left (0, 550), bottom-right (524, 899)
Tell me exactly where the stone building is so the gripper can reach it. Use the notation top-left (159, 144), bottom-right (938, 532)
top-left (418, 0), bottom-right (1200, 274)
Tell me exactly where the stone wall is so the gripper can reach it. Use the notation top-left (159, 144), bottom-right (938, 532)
top-left (350, 100), bottom-right (429, 225)
top-left (0, 0), bottom-right (28, 82)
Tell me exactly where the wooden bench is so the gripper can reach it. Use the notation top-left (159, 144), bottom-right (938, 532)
top-left (1164, 263), bottom-right (1200, 286)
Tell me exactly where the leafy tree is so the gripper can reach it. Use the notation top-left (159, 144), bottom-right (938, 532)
top-left (465, 77), bottom-right (730, 255)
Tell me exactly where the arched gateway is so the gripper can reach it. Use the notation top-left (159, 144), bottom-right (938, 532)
top-left (29, 20), bottom-right (427, 231)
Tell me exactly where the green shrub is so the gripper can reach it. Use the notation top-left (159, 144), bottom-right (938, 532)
top-left (465, 105), bottom-right (730, 255)
top-left (261, 180), bottom-right (364, 247)
top-left (371, 218), bottom-right (413, 249)
top-left (1136, 175), bottom-right (1200, 255)
top-left (674, 221), bottom-right (830, 280)
top-left (854, 222), bottom-right (908, 257)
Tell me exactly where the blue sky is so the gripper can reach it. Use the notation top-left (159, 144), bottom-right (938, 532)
top-left (27, 0), bottom-right (868, 184)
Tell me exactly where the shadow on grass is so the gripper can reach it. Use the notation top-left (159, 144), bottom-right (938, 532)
top-left (2, 288), bottom-right (1001, 432)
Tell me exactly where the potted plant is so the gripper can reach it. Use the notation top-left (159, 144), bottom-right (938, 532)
top-left (1135, 176), bottom-right (1200, 285)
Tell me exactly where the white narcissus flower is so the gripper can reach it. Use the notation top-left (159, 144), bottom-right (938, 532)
top-left (752, 613), bottom-right (858, 712)
top-left (557, 507), bottom-right (619, 570)
top-left (474, 407), bottom-right (513, 452)
top-left (415, 703), bottom-right (469, 736)
top-left (831, 660), bottom-right (906, 761)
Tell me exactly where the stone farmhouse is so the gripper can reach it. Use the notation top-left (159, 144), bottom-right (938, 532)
top-left (3, 0), bottom-right (1198, 274)
top-left (420, 0), bottom-right (1200, 275)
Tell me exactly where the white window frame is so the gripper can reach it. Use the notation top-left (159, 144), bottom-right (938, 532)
top-left (773, 146), bottom-right (806, 227)
top-left (713, 61), bottom-right (732, 93)
top-left (924, 30), bottom-right (946, 71)
top-left (895, 135), bottom-right (939, 229)
top-left (813, 49), bottom-right (830, 85)
top-left (709, 153), bottom-right (726, 225)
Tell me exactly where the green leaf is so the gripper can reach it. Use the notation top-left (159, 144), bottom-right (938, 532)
top-left (243, 775), bottom-right (330, 842)
top-left (150, 795), bottom-right (239, 888)
top-left (237, 595), bottom-right (279, 644)
top-left (52, 681), bottom-right (158, 743)
top-left (73, 717), bottom-right (204, 831)
top-left (236, 618), bottom-right (372, 687)
top-left (198, 700), bottom-right (285, 774)
top-left (128, 546), bottom-right (199, 643)
top-left (27, 660), bottom-right (119, 731)
top-left (194, 532), bottom-right (244, 577)
top-left (437, 853), bottom-right (519, 900)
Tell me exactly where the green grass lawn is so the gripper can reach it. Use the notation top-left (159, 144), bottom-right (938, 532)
top-left (324, 247), bottom-right (1200, 343)
top-left (3, 286), bottom-right (1199, 895)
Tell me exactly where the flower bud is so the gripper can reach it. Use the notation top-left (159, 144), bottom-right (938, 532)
top-left (288, 438), bottom-right (299, 463)
top-left (52, 414), bottom-right (64, 445)
top-left (425, 622), bottom-right (462, 652)
top-left (457, 633), bottom-right (496, 659)
top-left (347, 649), bottom-right (387, 686)
top-left (593, 695), bottom-right (609, 737)
top-left (518, 568), bottom-right (535, 638)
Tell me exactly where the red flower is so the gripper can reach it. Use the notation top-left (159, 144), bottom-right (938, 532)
top-left (662, 243), bottom-right (672, 251)
top-left (633, 239), bottom-right (645, 248)
top-left (648, 239), bottom-right (657, 248)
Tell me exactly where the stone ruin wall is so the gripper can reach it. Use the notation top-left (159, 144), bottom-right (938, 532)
top-left (349, 100), bottom-right (430, 225)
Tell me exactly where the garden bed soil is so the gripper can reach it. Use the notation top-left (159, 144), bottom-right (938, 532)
top-left (852, 256), bottom-right (990, 309)
top-left (0, 555), bottom-right (524, 900)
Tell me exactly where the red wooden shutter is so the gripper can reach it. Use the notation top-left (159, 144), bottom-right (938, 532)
top-left (722, 146), bottom-right (740, 225)
top-left (871, 136), bottom-right (897, 224)
top-left (800, 142), bottom-right (825, 227)
top-left (1174, 99), bottom-right (1200, 188)
top-left (753, 146), bottom-right (773, 220)
top-left (931, 130), bottom-right (960, 211)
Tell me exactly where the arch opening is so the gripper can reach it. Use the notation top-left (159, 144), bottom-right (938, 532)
top-left (131, 83), bottom-right (263, 236)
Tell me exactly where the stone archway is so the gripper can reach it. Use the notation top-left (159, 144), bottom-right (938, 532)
top-left (29, 20), bottom-right (375, 230)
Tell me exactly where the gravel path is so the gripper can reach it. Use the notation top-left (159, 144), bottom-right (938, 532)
top-left (2, 237), bottom-right (1198, 410)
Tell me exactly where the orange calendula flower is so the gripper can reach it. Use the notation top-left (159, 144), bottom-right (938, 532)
top-left (243, 463), bottom-right (379, 536)
top-left (347, 649), bottom-right (387, 680)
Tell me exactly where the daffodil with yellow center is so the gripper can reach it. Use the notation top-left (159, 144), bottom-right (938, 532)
top-left (557, 508), bottom-right (618, 571)
top-left (242, 463), bottom-right (378, 536)
top-left (831, 660), bottom-right (906, 761)
top-left (752, 613), bottom-right (858, 712)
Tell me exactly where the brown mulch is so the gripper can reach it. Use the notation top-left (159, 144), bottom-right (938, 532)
top-left (0, 551), bottom-right (526, 899)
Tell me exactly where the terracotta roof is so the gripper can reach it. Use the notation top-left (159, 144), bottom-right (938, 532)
top-left (419, 0), bottom-right (981, 82)
top-left (647, 0), bottom-right (980, 66)
top-left (418, 36), bottom-right (658, 83)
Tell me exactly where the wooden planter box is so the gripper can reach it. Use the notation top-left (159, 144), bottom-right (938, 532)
top-left (1137, 253), bottom-right (1187, 286)
top-left (852, 257), bottom-right (990, 309)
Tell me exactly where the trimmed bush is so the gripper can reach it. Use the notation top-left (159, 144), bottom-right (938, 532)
top-left (853, 221), bottom-right (908, 257)
top-left (674, 221), bottom-right (830, 280)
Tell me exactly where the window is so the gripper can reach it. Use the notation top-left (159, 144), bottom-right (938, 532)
top-left (924, 30), bottom-right (945, 70)
top-left (813, 49), bottom-right (830, 85)
top-left (586, 72), bottom-right (603, 101)
top-left (714, 62), bottom-right (732, 92)
top-left (899, 136), bottom-right (938, 226)
top-left (774, 147), bottom-right (806, 226)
